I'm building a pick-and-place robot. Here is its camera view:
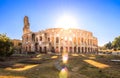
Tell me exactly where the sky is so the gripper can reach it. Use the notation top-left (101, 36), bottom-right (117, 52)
top-left (0, 0), bottom-right (120, 46)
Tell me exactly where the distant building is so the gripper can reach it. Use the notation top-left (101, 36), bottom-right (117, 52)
top-left (12, 39), bottom-right (21, 47)
top-left (12, 39), bottom-right (22, 53)
top-left (22, 16), bottom-right (98, 53)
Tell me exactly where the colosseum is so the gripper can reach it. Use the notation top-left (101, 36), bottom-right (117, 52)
top-left (22, 16), bottom-right (98, 54)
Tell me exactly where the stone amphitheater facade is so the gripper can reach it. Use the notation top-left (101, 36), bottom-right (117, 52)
top-left (22, 16), bottom-right (98, 54)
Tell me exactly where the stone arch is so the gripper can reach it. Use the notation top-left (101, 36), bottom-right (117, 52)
top-left (32, 33), bottom-right (35, 41)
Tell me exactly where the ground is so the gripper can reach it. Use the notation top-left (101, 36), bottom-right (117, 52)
top-left (0, 54), bottom-right (120, 78)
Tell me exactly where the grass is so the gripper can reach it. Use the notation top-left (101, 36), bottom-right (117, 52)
top-left (0, 54), bottom-right (120, 78)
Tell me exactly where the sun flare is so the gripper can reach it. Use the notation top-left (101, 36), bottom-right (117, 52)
top-left (55, 13), bottom-right (78, 29)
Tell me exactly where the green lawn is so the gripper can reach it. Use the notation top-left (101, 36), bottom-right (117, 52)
top-left (0, 54), bottom-right (120, 78)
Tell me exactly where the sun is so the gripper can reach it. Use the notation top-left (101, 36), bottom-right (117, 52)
top-left (55, 13), bottom-right (78, 29)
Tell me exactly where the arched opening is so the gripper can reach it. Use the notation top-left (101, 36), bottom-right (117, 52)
top-left (32, 33), bottom-right (35, 42)
top-left (56, 37), bottom-right (59, 43)
top-left (91, 48), bottom-right (93, 53)
top-left (39, 47), bottom-right (42, 53)
top-left (82, 47), bottom-right (84, 53)
top-left (44, 33), bottom-right (47, 41)
top-left (88, 47), bottom-right (90, 53)
top-left (74, 37), bottom-right (76, 44)
top-left (95, 48), bottom-right (98, 52)
top-left (51, 47), bottom-right (55, 53)
top-left (29, 45), bottom-right (31, 52)
top-left (60, 47), bottom-right (63, 53)
top-left (78, 37), bottom-right (80, 45)
top-left (36, 37), bottom-right (38, 42)
top-left (69, 47), bottom-right (72, 53)
top-left (56, 46), bottom-right (59, 53)
top-left (81, 38), bottom-right (83, 44)
top-left (78, 47), bottom-right (80, 53)
top-left (85, 47), bottom-right (87, 53)
top-left (26, 46), bottom-right (27, 52)
top-left (35, 43), bottom-right (38, 52)
top-left (66, 47), bottom-right (68, 52)
top-left (26, 36), bottom-right (28, 42)
top-left (48, 37), bottom-right (50, 42)
top-left (74, 47), bottom-right (76, 53)
top-left (44, 46), bottom-right (47, 54)
top-left (39, 36), bottom-right (42, 41)
top-left (52, 37), bottom-right (54, 44)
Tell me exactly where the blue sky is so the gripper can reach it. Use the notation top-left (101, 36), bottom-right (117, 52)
top-left (0, 0), bottom-right (120, 46)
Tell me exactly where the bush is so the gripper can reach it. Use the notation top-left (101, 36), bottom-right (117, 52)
top-left (6, 49), bottom-right (14, 57)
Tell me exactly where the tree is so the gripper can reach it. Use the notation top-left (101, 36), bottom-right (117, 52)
top-left (112, 36), bottom-right (120, 50)
top-left (102, 36), bottom-right (120, 51)
top-left (0, 34), bottom-right (14, 57)
top-left (104, 41), bottom-right (112, 49)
